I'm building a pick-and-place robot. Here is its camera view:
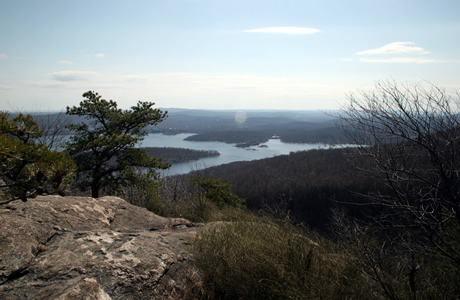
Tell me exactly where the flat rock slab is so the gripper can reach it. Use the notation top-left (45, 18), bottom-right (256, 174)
top-left (0, 196), bottom-right (203, 299)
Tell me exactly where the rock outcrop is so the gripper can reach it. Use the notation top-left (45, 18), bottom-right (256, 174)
top-left (0, 195), bottom-right (203, 299)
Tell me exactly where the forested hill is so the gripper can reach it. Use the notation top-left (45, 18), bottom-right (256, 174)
top-left (189, 147), bottom-right (381, 231)
top-left (152, 109), bottom-right (349, 145)
top-left (14, 109), bottom-right (349, 145)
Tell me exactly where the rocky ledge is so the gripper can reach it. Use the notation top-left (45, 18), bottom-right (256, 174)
top-left (0, 195), bottom-right (203, 299)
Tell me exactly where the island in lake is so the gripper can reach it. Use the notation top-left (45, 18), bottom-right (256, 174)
top-left (142, 147), bottom-right (220, 164)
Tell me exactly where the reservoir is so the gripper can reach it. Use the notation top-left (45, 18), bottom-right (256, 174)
top-left (140, 133), bottom-right (340, 176)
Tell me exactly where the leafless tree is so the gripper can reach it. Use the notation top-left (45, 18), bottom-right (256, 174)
top-left (33, 112), bottom-right (72, 150)
top-left (339, 81), bottom-right (460, 266)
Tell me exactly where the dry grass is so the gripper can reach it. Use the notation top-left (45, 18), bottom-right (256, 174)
top-left (192, 216), bottom-right (377, 300)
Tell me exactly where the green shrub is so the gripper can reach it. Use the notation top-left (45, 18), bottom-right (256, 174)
top-left (153, 176), bottom-right (247, 222)
top-left (0, 112), bottom-right (76, 201)
top-left (190, 176), bottom-right (246, 209)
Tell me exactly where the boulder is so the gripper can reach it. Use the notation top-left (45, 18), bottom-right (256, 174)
top-left (0, 195), bottom-right (203, 299)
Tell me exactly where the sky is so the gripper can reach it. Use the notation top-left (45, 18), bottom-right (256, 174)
top-left (1, 0), bottom-right (459, 111)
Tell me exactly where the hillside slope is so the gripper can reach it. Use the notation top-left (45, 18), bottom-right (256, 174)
top-left (193, 148), bottom-right (379, 231)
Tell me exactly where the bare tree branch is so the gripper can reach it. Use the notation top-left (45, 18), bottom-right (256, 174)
top-left (338, 80), bottom-right (460, 266)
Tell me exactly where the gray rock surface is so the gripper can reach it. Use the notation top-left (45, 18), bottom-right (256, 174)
top-left (0, 195), bottom-right (203, 299)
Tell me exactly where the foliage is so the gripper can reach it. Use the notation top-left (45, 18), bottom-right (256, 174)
top-left (0, 112), bottom-right (75, 201)
top-left (116, 171), bottom-right (162, 212)
top-left (65, 91), bottom-right (169, 198)
top-left (190, 176), bottom-right (245, 209)
top-left (155, 175), bottom-right (248, 222)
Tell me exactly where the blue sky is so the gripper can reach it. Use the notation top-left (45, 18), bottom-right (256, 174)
top-left (1, 0), bottom-right (459, 111)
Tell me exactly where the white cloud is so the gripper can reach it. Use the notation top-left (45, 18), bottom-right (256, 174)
top-left (357, 42), bottom-right (429, 55)
top-left (354, 42), bottom-right (458, 64)
top-left (94, 53), bottom-right (105, 58)
top-left (360, 57), bottom-right (460, 64)
top-left (0, 54), bottom-right (7, 59)
top-left (360, 57), bottom-right (434, 64)
top-left (58, 60), bottom-right (74, 65)
top-left (244, 27), bottom-right (320, 34)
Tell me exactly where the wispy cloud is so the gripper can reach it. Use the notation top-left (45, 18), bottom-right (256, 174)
top-left (0, 54), bottom-right (27, 60)
top-left (58, 60), bottom-right (74, 65)
top-left (357, 42), bottom-right (429, 55)
top-left (244, 27), bottom-right (320, 35)
top-left (50, 70), bottom-right (99, 82)
top-left (37, 71), bottom-right (345, 110)
top-left (360, 57), bottom-right (460, 64)
top-left (0, 83), bottom-right (14, 90)
top-left (354, 42), bottom-right (455, 64)
top-left (94, 53), bottom-right (105, 58)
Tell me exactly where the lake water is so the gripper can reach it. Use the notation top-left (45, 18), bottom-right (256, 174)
top-left (140, 133), bottom-right (341, 176)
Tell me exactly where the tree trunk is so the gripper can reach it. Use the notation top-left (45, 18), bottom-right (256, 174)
top-left (91, 168), bottom-right (102, 198)
top-left (91, 177), bottom-right (100, 198)
top-left (91, 187), bottom-right (99, 199)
